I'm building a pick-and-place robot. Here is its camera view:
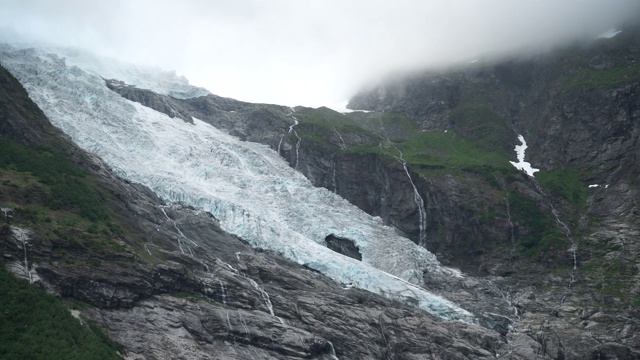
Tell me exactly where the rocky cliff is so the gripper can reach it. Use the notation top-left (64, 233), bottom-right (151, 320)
top-left (2, 20), bottom-right (640, 359)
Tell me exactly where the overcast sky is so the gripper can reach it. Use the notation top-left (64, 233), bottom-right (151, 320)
top-left (0, 0), bottom-right (638, 107)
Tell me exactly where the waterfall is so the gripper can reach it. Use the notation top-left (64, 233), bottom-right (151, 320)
top-left (216, 256), bottom-right (284, 323)
top-left (246, 277), bottom-right (284, 324)
top-left (327, 341), bottom-right (339, 360)
top-left (1, 207), bottom-right (12, 219)
top-left (531, 181), bottom-right (577, 303)
top-left (159, 205), bottom-right (194, 255)
top-left (288, 114), bottom-right (301, 170)
top-left (497, 175), bottom-right (516, 268)
top-left (144, 243), bottom-right (153, 256)
top-left (173, 222), bottom-right (199, 247)
top-left (332, 158), bottom-right (338, 193)
top-left (390, 144), bottom-right (427, 247)
top-left (219, 280), bottom-right (228, 305)
top-left (402, 163), bottom-right (427, 247)
top-left (482, 279), bottom-right (520, 319)
top-left (238, 312), bottom-right (250, 341)
top-left (505, 195), bottom-right (516, 267)
top-left (12, 227), bottom-right (33, 283)
top-left (226, 311), bottom-right (233, 334)
top-left (277, 134), bottom-right (283, 156)
top-left (333, 128), bottom-right (346, 149)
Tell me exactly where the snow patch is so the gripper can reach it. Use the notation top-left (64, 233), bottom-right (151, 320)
top-left (588, 184), bottom-right (600, 188)
top-left (596, 28), bottom-right (622, 39)
top-left (509, 135), bottom-right (539, 177)
top-left (327, 100), bottom-right (370, 113)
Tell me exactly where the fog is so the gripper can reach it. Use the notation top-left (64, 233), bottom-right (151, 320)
top-left (1, 0), bottom-right (638, 107)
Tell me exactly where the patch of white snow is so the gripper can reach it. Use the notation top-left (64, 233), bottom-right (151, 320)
top-left (509, 135), bottom-right (539, 177)
top-left (327, 100), bottom-right (370, 113)
top-left (596, 28), bottom-right (622, 39)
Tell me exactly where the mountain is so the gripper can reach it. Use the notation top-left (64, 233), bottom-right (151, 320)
top-left (0, 22), bottom-right (639, 359)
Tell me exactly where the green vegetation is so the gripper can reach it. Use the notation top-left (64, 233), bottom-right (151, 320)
top-left (0, 137), bottom-right (109, 222)
top-left (579, 237), bottom-right (640, 306)
top-left (0, 136), bottom-right (126, 257)
top-left (449, 103), bottom-right (510, 153)
top-left (169, 291), bottom-right (209, 303)
top-left (0, 267), bottom-right (123, 359)
top-left (379, 112), bottom-right (420, 141)
top-left (562, 63), bottom-right (640, 90)
top-left (396, 130), bottom-right (511, 174)
top-left (552, 46), bottom-right (640, 91)
top-left (292, 106), bottom-right (377, 149)
top-left (508, 192), bottom-right (564, 256)
top-left (536, 168), bottom-right (587, 209)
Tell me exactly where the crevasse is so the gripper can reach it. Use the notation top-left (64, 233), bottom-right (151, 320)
top-left (0, 43), bottom-right (475, 323)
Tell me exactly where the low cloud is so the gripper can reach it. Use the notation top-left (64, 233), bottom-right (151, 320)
top-left (1, 0), bottom-right (638, 107)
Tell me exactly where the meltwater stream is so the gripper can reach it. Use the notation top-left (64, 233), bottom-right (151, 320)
top-left (0, 44), bottom-right (474, 322)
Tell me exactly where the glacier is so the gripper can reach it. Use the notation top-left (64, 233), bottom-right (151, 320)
top-left (0, 43), bottom-right (475, 323)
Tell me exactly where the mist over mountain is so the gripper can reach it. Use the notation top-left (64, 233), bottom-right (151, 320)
top-left (1, 0), bottom-right (639, 106)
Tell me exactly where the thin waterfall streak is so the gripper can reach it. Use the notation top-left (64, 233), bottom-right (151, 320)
top-left (239, 312), bottom-right (250, 340)
top-left (173, 222), bottom-right (199, 247)
top-left (277, 135), bottom-right (283, 156)
top-left (177, 238), bottom-right (186, 254)
top-left (403, 163), bottom-right (427, 246)
top-left (219, 280), bottom-right (227, 304)
top-left (159, 206), bottom-right (171, 220)
top-left (226, 312), bottom-right (233, 333)
top-left (293, 130), bottom-right (301, 170)
top-left (288, 115), bottom-right (301, 170)
top-left (328, 341), bottom-right (339, 360)
top-left (219, 255), bottom-right (282, 322)
top-left (14, 228), bottom-right (33, 283)
top-left (333, 128), bottom-right (346, 149)
top-left (482, 279), bottom-right (520, 319)
top-left (144, 243), bottom-right (152, 256)
top-left (332, 158), bottom-right (338, 193)
top-left (532, 180), bottom-right (578, 302)
top-left (387, 142), bottom-right (428, 246)
top-left (505, 194), bottom-right (515, 267)
top-left (248, 278), bottom-right (275, 317)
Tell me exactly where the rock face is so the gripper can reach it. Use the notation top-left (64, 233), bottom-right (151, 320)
top-left (324, 235), bottom-right (362, 261)
top-left (3, 20), bottom-right (640, 358)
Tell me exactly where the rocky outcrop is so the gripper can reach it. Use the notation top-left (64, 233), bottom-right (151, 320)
top-left (324, 234), bottom-right (362, 261)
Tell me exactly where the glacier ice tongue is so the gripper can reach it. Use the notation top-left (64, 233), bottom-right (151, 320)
top-left (0, 44), bottom-right (476, 323)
